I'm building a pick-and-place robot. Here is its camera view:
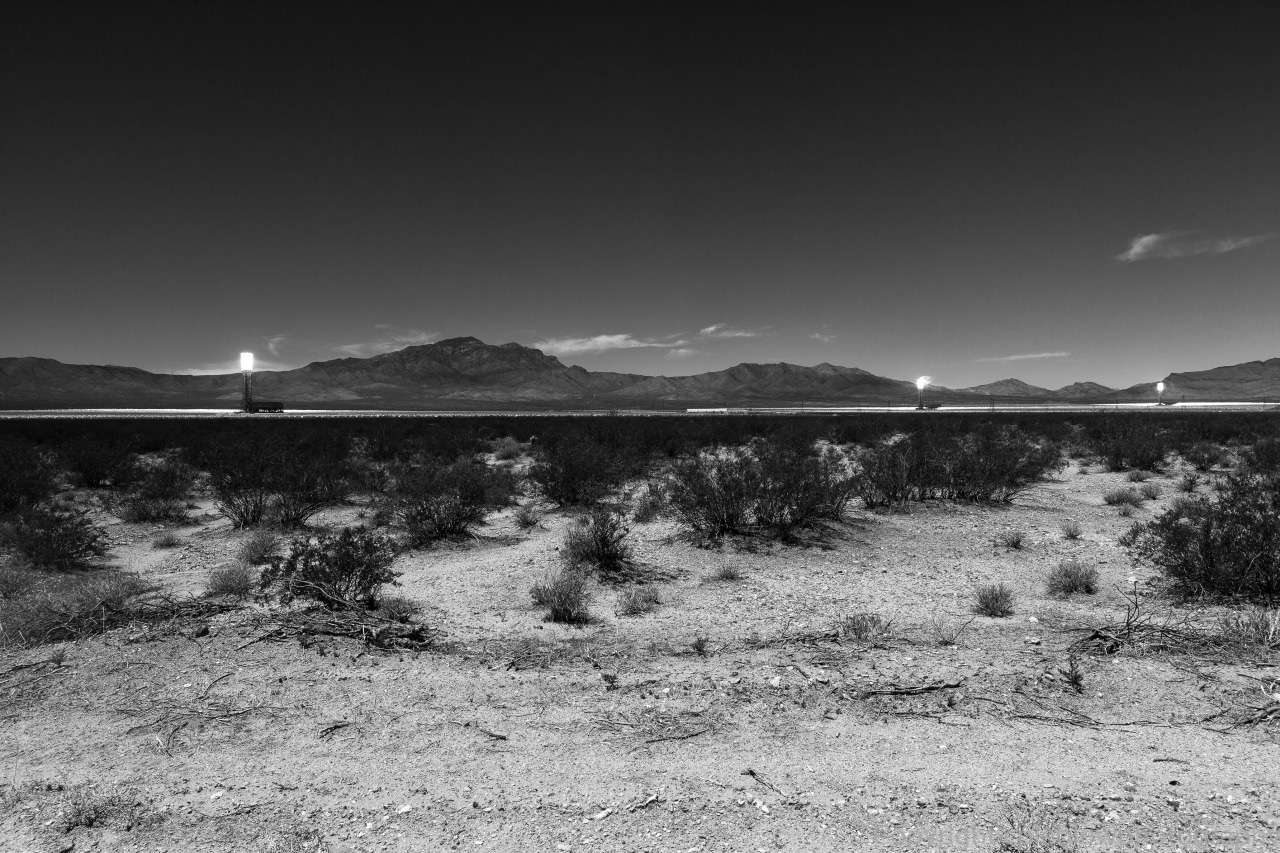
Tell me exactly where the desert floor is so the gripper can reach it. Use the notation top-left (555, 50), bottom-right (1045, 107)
top-left (3, 458), bottom-right (1278, 853)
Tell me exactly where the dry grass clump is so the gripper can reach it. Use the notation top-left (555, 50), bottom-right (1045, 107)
top-left (708, 562), bottom-right (744, 582)
top-left (151, 531), bottom-right (182, 549)
top-left (996, 529), bottom-right (1027, 550)
top-left (616, 586), bottom-right (660, 616)
top-left (0, 571), bottom-right (154, 648)
top-left (562, 506), bottom-right (632, 577)
top-left (1126, 469), bottom-right (1152, 483)
top-left (926, 612), bottom-right (975, 646)
top-left (205, 563), bottom-right (254, 599)
top-left (1060, 520), bottom-right (1083, 540)
top-left (1103, 487), bottom-right (1142, 508)
top-left (237, 528), bottom-right (280, 565)
top-left (1046, 559), bottom-right (1099, 596)
top-left (1138, 482), bottom-right (1162, 500)
top-left (1218, 607), bottom-right (1280, 654)
top-left (530, 567), bottom-right (591, 624)
top-left (513, 503), bottom-right (541, 530)
top-left (835, 611), bottom-right (893, 642)
top-left (376, 594), bottom-right (422, 624)
top-left (974, 582), bottom-right (1016, 617)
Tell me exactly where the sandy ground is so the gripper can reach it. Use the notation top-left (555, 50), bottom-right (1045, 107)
top-left (3, 458), bottom-right (1279, 852)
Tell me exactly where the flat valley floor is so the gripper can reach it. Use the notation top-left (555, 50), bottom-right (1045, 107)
top-left (3, 459), bottom-right (1278, 852)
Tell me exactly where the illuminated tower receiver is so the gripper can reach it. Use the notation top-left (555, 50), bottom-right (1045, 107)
top-left (241, 352), bottom-right (254, 412)
top-left (916, 376), bottom-right (930, 410)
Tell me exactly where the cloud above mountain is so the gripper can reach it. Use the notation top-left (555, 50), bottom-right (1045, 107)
top-left (1116, 232), bottom-right (1271, 262)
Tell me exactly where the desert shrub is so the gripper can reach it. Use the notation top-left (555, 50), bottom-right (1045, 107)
top-left (1117, 504), bottom-right (1134, 517)
top-left (0, 562), bottom-right (37, 599)
top-left (562, 506), bottom-right (632, 577)
top-left (1120, 473), bottom-right (1280, 598)
top-left (204, 442), bottom-right (277, 528)
top-left (59, 436), bottom-right (136, 488)
top-left (1126, 469), bottom-right (1151, 483)
top-left (376, 594), bottom-right (421, 624)
top-left (131, 456), bottom-right (198, 501)
top-left (237, 529), bottom-right (280, 564)
top-left (260, 527), bottom-right (400, 609)
top-left (852, 441), bottom-right (914, 508)
top-left (530, 567), bottom-right (591, 624)
top-left (482, 464), bottom-right (523, 508)
top-left (709, 562), bottom-right (744, 581)
top-left (151, 531), bottom-right (182, 549)
top-left (205, 563), bottom-right (253, 599)
top-left (1, 504), bottom-right (108, 570)
top-left (1177, 472), bottom-right (1201, 493)
top-left (1103, 487), bottom-right (1142, 507)
top-left (268, 460), bottom-right (353, 529)
top-left (493, 436), bottom-right (522, 461)
top-left (1095, 425), bottom-right (1170, 472)
top-left (513, 503), bottom-right (541, 530)
top-left (1046, 559), bottom-right (1099, 596)
top-left (835, 612), bottom-right (892, 642)
top-left (751, 439), bottom-right (857, 537)
top-left (926, 612), bottom-right (974, 646)
top-left (1241, 437), bottom-right (1280, 473)
top-left (616, 586), bottom-right (660, 616)
top-left (1138, 482), bottom-right (1161, 501)
top-left (392, 458), bottom-right (494, 543)
top-left (631, 482), bottom-right (666, 523)
top-left (0, 439), bottom-right (60, 513)
top-left (973, 582), bottom-right (1016, 617)
top-left (1218, 607), bottom-right (1280, 653)
top-left (996, 530), bottom-right (1026, 550)
top-left (0, 571), bottom-right (153, 648)
top-left (1185, 441), bottom-right (1226, 472)
top-left (112, 495), bottom-right (189, 523)
top-left (666, 449), bottom-right (758, 538)
top-left (529, 436), bottom-right (633, 506)
top-left (1060, 520), bottom-right (1082, 540)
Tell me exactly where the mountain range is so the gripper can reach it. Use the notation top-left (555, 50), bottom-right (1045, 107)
top-left (1, 337), bottom-right (1278, 410)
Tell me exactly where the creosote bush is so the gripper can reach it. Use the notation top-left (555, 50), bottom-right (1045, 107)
top-left (492, 436), bottom-right (523, 461)
top-left (1120, 472), bottom-right (1280, 598)
top-left (561, 506), bottom-right (633, 577)
top-left (1138, 482), bottom-right (1161, 501)
top-left (973, 582), bottom-right (1016, 617)
top-left (530, 435), bottom-right (638, 507)
top-left (530, 567), bottom-right (591, 624)
top-left (260, 527), bottom-right (399, 609)
top-left (1046, 559), bottom-right (1099, 596)
top-left (1, 504), bottom-right (108, 571)
top-left (1185, 441), bottom-right (1227, 473)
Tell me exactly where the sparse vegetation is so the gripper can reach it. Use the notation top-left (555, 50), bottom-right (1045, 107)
top-left (616, 585), bottom-right (660, 616)
top-left (835, 612), bottom-right (892, 642)
top-left (0, 439), bottom-right (60, 513)
top-left (393, 457), bottom-right (494, 543)
top-left (530, 567), bottom-right (591, 624)
top-left (1060, 520), bottom-right (1082, 540)
top-left (1126, 469), bottom-right (1151, 483)
top-left (260, 527), bottom-right (400, 609)
top-left (1185, 441), bottom-right (1227, 472)
top-left (1103, 487), bottom-right (1142, 507)
top-left (631, 482), bottom-right (666, 523)
top-left (376, 594), bottom-right (422, 624)
top-left (0, 571), bottom-right (154, 647)
top-left (996, 529), bottom-right (1027, 550)
top-left (1218, 606), bottom-right (1280, 653)
top-left (927, 612), bottom-right (974, 646)
top-left (709, 562), bottom-right (744, 581)
top-left (1, 503), bottom-right (108, 570)
top-left (974, 582), bottom-right (1016, 617)
top-left (151, 531), bottom-right (182, 549)
top-left (205, 562), bottom-right (254, 599)
top-left (237, 528), bottom-right (280, 564)
top-left (561, 506), bottom-right (633, 577)
top-left (493, 436), bottom-right (523, 461)
top-left (1177, 472), bottom-right (1201, 493)
top-left (513, 502), bottom-right (541, 530)
top-left (1138, 482), bottom-right (1161, 500)
top-left (1046, 559), bottom-right (1099, 596)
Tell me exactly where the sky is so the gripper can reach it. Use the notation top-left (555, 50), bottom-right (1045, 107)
top-left (3, 4), bottom-right (1279, 390)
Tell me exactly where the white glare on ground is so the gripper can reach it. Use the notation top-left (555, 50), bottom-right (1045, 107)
top-left (241, 352), bottom-right (254, 371)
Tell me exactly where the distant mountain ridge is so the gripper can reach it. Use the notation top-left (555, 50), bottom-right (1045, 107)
top-left (0, 337), bottom-right (1275, 409)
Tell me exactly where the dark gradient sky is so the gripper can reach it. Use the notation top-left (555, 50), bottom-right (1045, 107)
top-left (4, 4), bottom-right (1279, 389)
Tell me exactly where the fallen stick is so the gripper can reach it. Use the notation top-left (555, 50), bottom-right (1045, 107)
top-left (643, 728), bottom-right (708, 745)
top-left (863, 679), bottom-right (963, 696)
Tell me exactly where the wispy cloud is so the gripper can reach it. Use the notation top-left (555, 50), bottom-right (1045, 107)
top-left (809, 331), bottom-right (836, 343)
top-left (266, 334), bottom-right (288, 357)
top-left (533, 334), bottom-right (690, 355)
top-left (1116, 232), bottom-right (1272, 262)
top-left (175, 357), bottom-right (293, 375)
top-left (976, 351), bottom-right (1071, 363)
top-left (700, 323), bottom-right (760, 339)
top-left (666, 347), bottom-right (699, 359)
top-left (335, 325), bottom-right (438, 358)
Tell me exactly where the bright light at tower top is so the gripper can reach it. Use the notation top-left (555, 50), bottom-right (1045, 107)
top-left (916, 376), bottom-right (931, 390)
top-left (240, 352), bottom-right (254, 371)
top-left (1156, 381), bottom-right (1165, 393)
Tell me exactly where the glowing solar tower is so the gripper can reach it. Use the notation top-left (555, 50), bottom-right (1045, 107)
top-left (1156, 381), bottom-right (1165, 405)
top-left (916, 376), bottom-right (930, 409)
top-left (241, 352), bottom-right (254, 412)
